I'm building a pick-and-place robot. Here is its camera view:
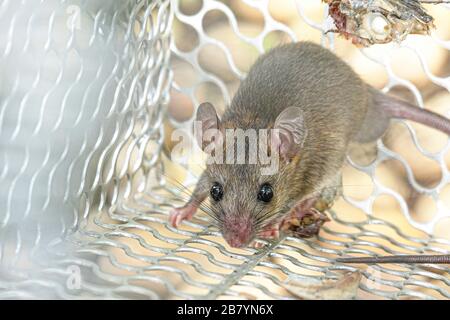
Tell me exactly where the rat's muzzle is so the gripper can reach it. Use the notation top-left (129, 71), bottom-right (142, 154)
top-left (222, 217), bottom-right (253, 248)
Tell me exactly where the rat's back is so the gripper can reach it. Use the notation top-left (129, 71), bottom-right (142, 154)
top-left (226, 42), bottom-right (369, 142)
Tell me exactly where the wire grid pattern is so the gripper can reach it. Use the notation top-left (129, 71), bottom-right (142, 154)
top-left (0, 0), bottom-right (448, 299)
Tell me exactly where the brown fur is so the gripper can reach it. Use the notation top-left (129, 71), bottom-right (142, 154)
top-left (193, 42), bottom-right (369, 243)
top-left (179, 41), bottom-right (450, 252)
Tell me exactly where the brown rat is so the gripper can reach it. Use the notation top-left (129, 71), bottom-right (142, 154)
top-left (169, 42), bottom-right (450, 264)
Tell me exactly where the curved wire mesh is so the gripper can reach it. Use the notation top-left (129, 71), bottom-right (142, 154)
top-left (0, 0), bottom-right (449, 299)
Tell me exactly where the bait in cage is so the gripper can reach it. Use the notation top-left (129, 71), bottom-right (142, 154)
top-left (0, 0), bottom-right (449, 300)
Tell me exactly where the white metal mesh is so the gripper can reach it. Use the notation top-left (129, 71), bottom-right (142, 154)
top-left (0, 0), bottom-right (449, 299)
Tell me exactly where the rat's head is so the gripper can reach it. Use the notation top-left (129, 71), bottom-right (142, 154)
top-left (205, 163), bottom-right (278, 248)
top-left (195, 102), bottom-right (307, 248)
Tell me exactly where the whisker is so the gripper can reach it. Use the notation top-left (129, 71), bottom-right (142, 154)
top-left (254, 208), bottom-right (287, 228)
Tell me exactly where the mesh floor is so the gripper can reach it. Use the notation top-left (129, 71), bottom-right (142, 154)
top-left (3, 177), bottom-right (449, 299)
top-left (0, 0), bottom-right (449, 299)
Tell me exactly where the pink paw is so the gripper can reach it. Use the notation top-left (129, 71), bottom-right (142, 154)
top-left (258, 226), bottom-right (280, 239)
top-left (251, 240), bottom-right (267, 249)
top-left (169, 203), bottom-right (197, 227)
top-left (251, 225), bottom-right (280, 249)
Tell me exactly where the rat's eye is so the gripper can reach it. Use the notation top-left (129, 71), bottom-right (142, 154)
top-left (258, 183), bottom-right (273, 203)
top-left (210, 183), bottom-right (224, 202)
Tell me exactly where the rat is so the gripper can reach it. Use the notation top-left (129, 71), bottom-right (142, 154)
top-left (169, 42), bottom-right (450, 264)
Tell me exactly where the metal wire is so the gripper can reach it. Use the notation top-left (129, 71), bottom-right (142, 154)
top-left (0, 0), bottom-right (448, 299)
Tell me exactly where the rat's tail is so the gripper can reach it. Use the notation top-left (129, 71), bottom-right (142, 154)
top-left (372, 89), bottom-right (450, 135)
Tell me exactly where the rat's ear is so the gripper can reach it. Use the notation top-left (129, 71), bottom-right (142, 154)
top-left (272, 106), bottom-right (307, 159)
top-left (195, 102), bottom-right (221, 150)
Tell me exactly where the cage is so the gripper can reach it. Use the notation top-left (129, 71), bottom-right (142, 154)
top-left (0, 0), bottom-right (449, 299)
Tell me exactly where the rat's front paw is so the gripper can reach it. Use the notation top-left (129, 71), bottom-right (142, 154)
top-left (258, 227), bottom-right (280, 239)
top-left (250, 225), bottom-right (281, 248)
top-left (169, 203), bottom-right (197, 227)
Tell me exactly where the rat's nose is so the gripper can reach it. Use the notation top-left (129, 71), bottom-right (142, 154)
top-left (223, 216), bottom-right (253, 248)
top-left (227, 237), bottom-right (246, 248)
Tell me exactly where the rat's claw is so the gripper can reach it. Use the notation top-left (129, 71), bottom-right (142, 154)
top-left (252, 226), bottom-right (280, 249)
top-left (169, 204), bottom-right (197, 227)
top-left (251, 240), bottom-right (267, 249)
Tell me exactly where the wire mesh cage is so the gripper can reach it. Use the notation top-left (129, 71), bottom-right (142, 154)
top-left (0, 0), bottom-right (449, 299)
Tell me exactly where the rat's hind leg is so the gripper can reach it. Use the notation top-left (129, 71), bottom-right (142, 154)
top-left (352, 88), bottom-right (391, 143)
top-left (169, 173), bottom-right (209, 227)
top-left (314, 174), bottom-right (342, 212)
